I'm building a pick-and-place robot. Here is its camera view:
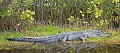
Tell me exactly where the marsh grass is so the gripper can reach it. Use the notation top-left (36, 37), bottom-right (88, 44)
top-left (0, 25), bottom-right (120, 50)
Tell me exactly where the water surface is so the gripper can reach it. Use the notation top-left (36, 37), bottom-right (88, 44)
top-left (0, 42), bottom-right (120, 53)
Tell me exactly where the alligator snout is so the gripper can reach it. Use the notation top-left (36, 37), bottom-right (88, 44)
top-left (106, 33), bottom-right (112, 36)
top-left (104, 32), bottom-right (112, 37)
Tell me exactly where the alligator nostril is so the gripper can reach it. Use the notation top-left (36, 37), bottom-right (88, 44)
top-left (107, 33), bottom-right (112, 36)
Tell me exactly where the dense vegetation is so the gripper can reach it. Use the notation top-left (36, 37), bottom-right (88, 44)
top-left (0, 0), bottom-right (120, 32)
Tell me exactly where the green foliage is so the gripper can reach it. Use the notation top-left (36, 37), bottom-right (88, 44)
top-left (87, 1), bottom-right (104, 18)
top-left (2, 10), bottom-right (12, 18)
top-left (112, 0), bottom-right (120, 3)
top-left (87, 8), bottom-right (92, 14)
top-left (23, 0), bottom-right (34, 7)
top-left (67, 16), bottom-right (79, 23)
top-left (0, 0), bottom-right (2, 4)
top-left (20, 9), bottom-right (35, 23)
top-left (95, 9), bottom-right (103, 18)
top-left (0, 0), bottom-right (120, 31)
top-left (80, 10), bottom-right (84, 17)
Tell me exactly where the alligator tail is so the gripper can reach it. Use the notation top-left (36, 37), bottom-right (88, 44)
top-left (7, 36), bottom-right (57, 42)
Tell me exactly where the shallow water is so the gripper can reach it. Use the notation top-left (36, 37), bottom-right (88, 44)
top-left (0, 42), bottom-right (120, 53)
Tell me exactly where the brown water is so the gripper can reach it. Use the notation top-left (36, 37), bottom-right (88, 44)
top-left (0, 42), bottom-right (120, 53)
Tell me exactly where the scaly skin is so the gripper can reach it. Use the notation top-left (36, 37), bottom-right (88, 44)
top-left (7, 30), bottom-right (112, 42)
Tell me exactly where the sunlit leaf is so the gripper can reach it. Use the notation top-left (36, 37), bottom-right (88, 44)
top-left (30, 11), bottom-right (35, 15)
top-left (0, 0), bottom-right (3, 4)
top-left (100, 20), bottom-right (104, 24)
top-left (26, 14), bottom-right (30, 17)
top-left (26, 9), bottom-right (31, 13)
top-left (112, 0), bottom-right (119, 3)
top-left (63, 3), bottom-right (67, 6)
top-left (87, 8), bottom-right (92, 13)
top-left (80, 10), bottom-right (83, 13)
top-left (83, 21), bottom-right (88, 24)
top-left (20, 10), bottom-right (35, 22)
top-left (81, 14), bottom-right (84, 17)
top-left (91, 1), bottom-right (94, 3)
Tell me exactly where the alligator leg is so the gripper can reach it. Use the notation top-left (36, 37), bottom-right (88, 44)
top-left (80, 37), bottom-right (86, 42)
top-left (62, 36), bottom-right (68, 42)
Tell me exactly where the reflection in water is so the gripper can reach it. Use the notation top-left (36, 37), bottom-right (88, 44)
top-left (0, 42), bottom-right (120, 53)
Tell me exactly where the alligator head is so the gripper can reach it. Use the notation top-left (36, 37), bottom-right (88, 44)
top-left (87, 30), bottom-right (112, 38)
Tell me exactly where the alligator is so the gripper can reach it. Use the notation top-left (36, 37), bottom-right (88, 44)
top-left (7, 30), bottom-right (112, 42)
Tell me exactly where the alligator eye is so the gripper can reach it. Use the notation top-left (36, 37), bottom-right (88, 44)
top-left (97, 33), bottom-right (100, 36)
top-left (97, 32), bottom-right (100, 33)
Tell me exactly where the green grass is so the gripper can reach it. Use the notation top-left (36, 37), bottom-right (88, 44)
top-left (0, 25), bottom-right (120, 50)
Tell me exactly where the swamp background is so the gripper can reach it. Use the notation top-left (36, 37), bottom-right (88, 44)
top-left (0, 0), bottom-right (120, 52)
